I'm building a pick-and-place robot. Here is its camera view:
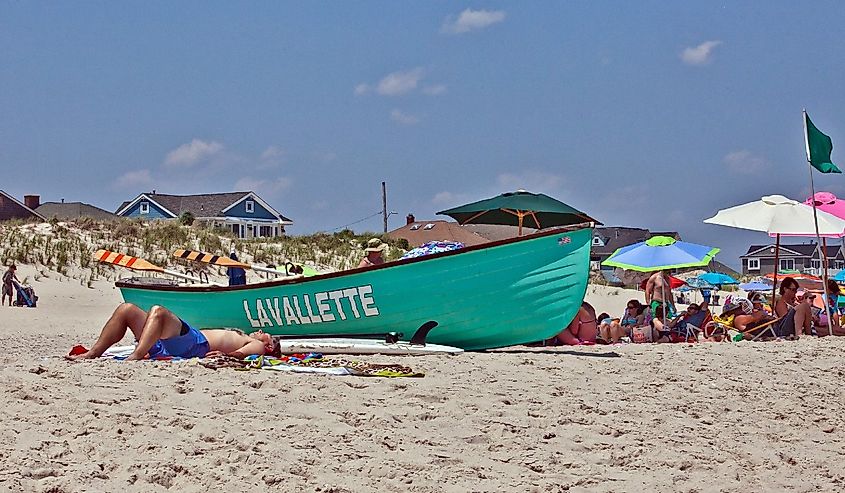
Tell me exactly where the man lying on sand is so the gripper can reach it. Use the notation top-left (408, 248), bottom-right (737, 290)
top-left (69, 303), bottom-right (278, 360)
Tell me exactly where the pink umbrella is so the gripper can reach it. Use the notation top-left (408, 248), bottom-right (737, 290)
top-left (805, 191), bottom-right (845, 219)
top-left (770, 192), bottom-right (845, 238)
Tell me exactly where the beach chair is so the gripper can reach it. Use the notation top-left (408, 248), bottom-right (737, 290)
top-left (12, 280), bottom-right (36, 308)
top-left (704, 315), bottom-right (782, 341)
top-left (675, 309), bottom-right (712, 342)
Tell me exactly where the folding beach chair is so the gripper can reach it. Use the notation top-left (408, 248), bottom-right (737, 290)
top-left (12, 280), bottom-right (36, 308)
top-left (704, 316), bottom-right (782, 341)
top-left (677, 308), bottom-right (712, 342)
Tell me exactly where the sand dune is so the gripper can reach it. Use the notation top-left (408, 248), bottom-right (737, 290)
top-left (1, 271), bottom-right (843, 492)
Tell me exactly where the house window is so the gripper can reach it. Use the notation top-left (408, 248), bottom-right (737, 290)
top-left (592, 237), bottom-right (603, 246)
top-left (140, 201), bottom-right (149, 214)
top-left (780, 259), bottom-right (795, 271)
top-left (410, 224), bottom-right (420, 230)
top-left (423, 223), bottom-right (435, 230)
top-left (747, 258), bottom-right (760, 270)
top-left (245, 200), bottom-right (255, 213)
top-left (837, 261), bottom-right (845, 269)
top-left (811, 260), bottom-right (822, 269)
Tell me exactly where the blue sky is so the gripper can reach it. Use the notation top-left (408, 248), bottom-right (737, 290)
top-left (2, 2), bottom-right (845, 268)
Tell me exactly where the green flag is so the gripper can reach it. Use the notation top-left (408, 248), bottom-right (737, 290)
top-left (805, 111), bottom-right (841, 173)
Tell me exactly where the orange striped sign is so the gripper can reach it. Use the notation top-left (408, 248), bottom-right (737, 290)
top-left (173, 249), bottom-right (250, 268)
top-left (93, 250), bottom-right (163, 272)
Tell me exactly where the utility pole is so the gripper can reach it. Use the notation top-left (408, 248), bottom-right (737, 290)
top-left (382, 181), bottom-right (387, 233)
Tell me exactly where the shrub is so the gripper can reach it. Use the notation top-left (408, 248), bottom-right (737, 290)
top-left (179, 211), bottom-right (195, 226)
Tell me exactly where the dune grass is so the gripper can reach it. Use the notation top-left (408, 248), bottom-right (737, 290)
top-left (0, 218), bottom-right (408, 283)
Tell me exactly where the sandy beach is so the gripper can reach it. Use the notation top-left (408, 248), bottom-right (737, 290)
top-left (2, 269), bottom-right (845, 492)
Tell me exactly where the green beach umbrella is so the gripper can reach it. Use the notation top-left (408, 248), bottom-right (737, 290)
top-left (437, 189), bottom-right (598, 236)
top-left (602, 236), bottom-right (720, 272)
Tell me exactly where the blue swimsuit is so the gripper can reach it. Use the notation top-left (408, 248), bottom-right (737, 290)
top-left (148, 319), bottom-right (209, 358)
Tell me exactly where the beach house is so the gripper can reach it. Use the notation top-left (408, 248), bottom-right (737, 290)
top-left (387, 215), bottom-right (488, 248)
top-left (0, 191), bottom-right (45, 222)
top-left (387, 214), bottom-right (538, 248)
top-left (36, 198), bottom-right (117, 220)
top-left (739, 243), bottom-right (845, 276)
top-left (115, 191), bottom-right (292, 239)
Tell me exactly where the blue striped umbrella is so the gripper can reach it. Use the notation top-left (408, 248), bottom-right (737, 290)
top-left (739, 281), bottom-right (773, 291)
top-left (602, 236), bottom-right (720, 272)
top-left (698, 272), bottom-right (738, 285)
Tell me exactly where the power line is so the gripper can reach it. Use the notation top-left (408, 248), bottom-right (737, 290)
top-left (327, 210), bottom-right (384, 232)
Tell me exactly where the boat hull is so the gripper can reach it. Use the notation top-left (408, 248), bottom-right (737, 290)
top-left (116, 227), bottom-right (592, 350)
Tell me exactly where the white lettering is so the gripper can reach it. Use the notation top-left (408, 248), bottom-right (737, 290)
top-left (315, 292), bottom-right (335, 322)
top-left (255, 300), bottom-right (273, 327)
top-left (342, 288), bottom-right (361, 319)
top-left (244, 299), bottom-right (261, 328)
top-left (358, 285), bottom-right (379, 317)
top-left (302, 294), bottom-right (323, 324)
top-left (265, 298), bottom-right (284, 326)
top-left (292, 297), bottom-right (311, 324)
top-left (245, 285), bottom-right (382, 327)
top-left (283, 297), bottom-right (299, 325)
top-left (328, 290), bottom-right (346, 320)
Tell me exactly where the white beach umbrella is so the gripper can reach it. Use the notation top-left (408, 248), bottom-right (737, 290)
top-left (703, 194), bottom-right (845, 236)
top-left (704, 195), bottom-right (845, 332)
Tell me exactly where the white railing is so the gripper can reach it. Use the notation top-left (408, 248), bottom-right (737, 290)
top-left (803, 267), bottom-right (843, 277)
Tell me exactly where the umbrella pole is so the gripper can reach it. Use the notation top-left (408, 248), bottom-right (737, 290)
top-left (518, 214), bottom-right (523, 237)
top-left (823, 237), bottom-right (830, 278)
top-left (806, 158), bottom-right (834, 336)
top-left (772, 234), bottom-right (779, 308)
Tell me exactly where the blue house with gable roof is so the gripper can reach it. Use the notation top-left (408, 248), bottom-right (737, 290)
top-left (115, 191), bottom-right (292, 238)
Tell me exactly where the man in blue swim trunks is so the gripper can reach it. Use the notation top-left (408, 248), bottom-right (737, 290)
top-left (69, 303), bottom-right (278, 360)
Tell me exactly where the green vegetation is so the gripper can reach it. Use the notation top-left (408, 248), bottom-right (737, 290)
top-left (0, 218), bottom-right (409, 283)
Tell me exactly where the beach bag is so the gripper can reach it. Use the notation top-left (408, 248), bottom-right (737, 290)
top-left (15, 285), bottom-right (37, 307)
top-left (631, 326), bottom-right (653, 343)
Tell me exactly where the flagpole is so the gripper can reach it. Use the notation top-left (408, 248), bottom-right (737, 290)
top-left (805, 109), bottom-right (834, 336)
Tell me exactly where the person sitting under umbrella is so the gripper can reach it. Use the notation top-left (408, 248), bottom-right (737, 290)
top-left (772, 277), bottom-right (814, 338)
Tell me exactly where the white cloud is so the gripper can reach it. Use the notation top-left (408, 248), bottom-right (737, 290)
top-left (723, 150), bottom-right (769, 174)
top-left (260, 145), bottom-right (283, 161)
top-left (376, 68), bottom-right (425, 96)
top-left (422, 84), bottom-right (447, 95)
top-left (432, 191), bottom-right (458, 206)
top-left (390, 109), bottom-right (420, 125)
top-left (496, 171), bottom-right (563, 193)
top-left (234, 176), bottom-right (292, 194)
top-left (442, 9), bottom-right (506, 34)
top-left (164, 139), bottom-right (224, 167)
top-left (114, 169), bottom-right (153, 189)
top-left (354, 83), bottom-right (370, 96)
top-left (256, 145), bottom-right (285, 170)
top-left (681, 40), bottom-right (722, 65)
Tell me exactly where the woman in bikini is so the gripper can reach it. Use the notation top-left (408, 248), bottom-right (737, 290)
top-left (549, 302), bottom-right (598, 345)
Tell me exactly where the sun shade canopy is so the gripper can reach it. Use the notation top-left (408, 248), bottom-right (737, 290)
top-left (437, 190), bottom-right (598, 234)
top-left (602, 236), bottom-right (720, 272)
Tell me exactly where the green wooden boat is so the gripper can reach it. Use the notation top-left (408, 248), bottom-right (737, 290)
top-left (115, 226), bottom-right (592, 350)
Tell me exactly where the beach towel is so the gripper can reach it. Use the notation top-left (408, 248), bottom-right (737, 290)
top-left (200, 353), bottom-right (424, 377)
top-left (244, 354), bottom-right (424, 378)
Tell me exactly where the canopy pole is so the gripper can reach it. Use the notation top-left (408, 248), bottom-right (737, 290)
top-left (772, 234), bottom-right (780, 308)
top-left (806, 109), bottom-right (833, 336)
top-left (823, 237), bottom-right (830, 278)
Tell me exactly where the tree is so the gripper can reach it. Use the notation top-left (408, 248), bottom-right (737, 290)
top-left (179, 211), bottom-right (195, 226)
